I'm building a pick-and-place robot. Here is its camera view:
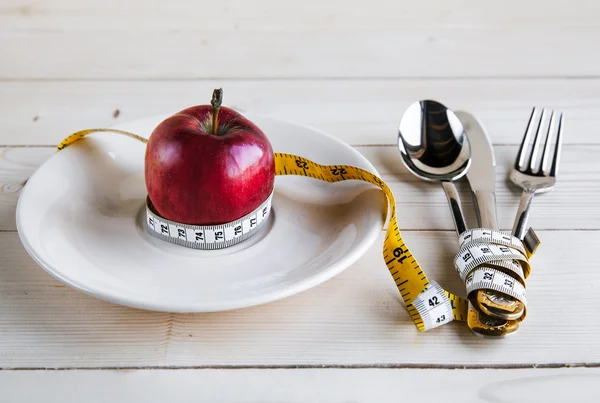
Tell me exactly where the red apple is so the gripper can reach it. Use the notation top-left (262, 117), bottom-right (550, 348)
top-left (144, 89), bottom-right (275, 225)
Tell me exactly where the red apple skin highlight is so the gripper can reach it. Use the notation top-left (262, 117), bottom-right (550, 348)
top-left (145, 105), bottom-right (275, 225)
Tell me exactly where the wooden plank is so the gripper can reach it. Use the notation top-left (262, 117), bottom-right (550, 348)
top-left (2, 28), bottom-right (600, 79)
top-left (361, 144), bottom-right (600, 231)
top-left (0, 229), bottom-right (598, 368)
top-left (1, 368), bottom-right (599, 402)
top-left (0, 147), bottom-right (54, 231)
top-left (3, 0), bottom-right (600, 30)
top-left (1, 80), bottom-right (599, 146)
top-left (1, 145), bottom-right (597, 231)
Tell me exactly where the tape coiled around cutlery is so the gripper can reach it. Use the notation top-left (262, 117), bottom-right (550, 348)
top-left (456, 228), bottom-right (531, 321)
top-left (56, 128), bottom-right (538, 331)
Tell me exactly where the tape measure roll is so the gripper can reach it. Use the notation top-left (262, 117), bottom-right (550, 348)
top-left (56, 128), bottom-right (538, 332)
top-left (456, 228), bottom-right (531, 322)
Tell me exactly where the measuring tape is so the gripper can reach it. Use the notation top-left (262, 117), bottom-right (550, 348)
top-left (457, 228), bottom-right (531, 323)
top-left (145, 193), bottom-right (273, 250)
top-left (56, 128), bottom-right (538, 332)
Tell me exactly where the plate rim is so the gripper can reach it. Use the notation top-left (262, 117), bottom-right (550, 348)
top-left (15, 113), bottom-right (384, 313)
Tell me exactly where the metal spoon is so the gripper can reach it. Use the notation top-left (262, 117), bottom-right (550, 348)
top-left (397, 100), bottom-right (471, 235)
top-left (397, 100), bottom-right (516, 337)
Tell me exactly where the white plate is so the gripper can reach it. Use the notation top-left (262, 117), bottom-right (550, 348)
top-left (16, 114), bottom-right (385, 312)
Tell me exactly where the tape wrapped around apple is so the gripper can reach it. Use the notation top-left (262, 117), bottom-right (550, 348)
top-left (144, 88), bottom-right (275, 232)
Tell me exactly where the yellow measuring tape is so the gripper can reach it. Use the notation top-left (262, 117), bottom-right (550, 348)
top-left (273, 152), bottom-right (469, 329)
top-left (57, 128), bottom-right (512, 331)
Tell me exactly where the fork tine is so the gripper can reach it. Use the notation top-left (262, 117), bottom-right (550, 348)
top-left (550, 112), bottom-right (564, 177)
top-left (528, 108), bottom-right (548, 172)
top-left (515, 107), bottom-right (542, 170)
top-left (541, 110), bottom-right (557, 174)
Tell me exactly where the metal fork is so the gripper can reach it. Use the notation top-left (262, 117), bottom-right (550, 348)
top-left (510, 107), bottom-right (564, 240)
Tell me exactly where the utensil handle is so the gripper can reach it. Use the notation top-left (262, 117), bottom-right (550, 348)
top-left (441, 180), bottom-right (468, 236)
top-left (473, 191), bottom-right (498, 230)
top-left (512, 190), bottom-right (535, 239)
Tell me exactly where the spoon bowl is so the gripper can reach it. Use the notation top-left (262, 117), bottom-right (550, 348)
top-left (398, 100), bottom-right (471, 181)
top-left (397, 99), bottom-right (471, 235)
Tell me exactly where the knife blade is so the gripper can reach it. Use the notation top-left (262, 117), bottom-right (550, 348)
top-left (455, 111), bottom-right (498, 229)
top-left (456, 111), bottom-right (525, 327)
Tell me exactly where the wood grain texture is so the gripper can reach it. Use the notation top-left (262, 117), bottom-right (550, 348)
top-left (1, 228), bottom-right (599, 368)
top-left (2, 144), bottom-right (598, 232)
top-left (0, 147), bottom-right (54, 231)
top-left (3, 0), bottom-right (600, 30)
top-left (1, 0), bottom-right (599, 381)
top-left (2, 28), bottom-right (600, 79)
top-left (1, 80), bottom-right (599, 146)
top-left (1, 368), bottom-right (600, 402)
top-left (362, 144), bottom-right (600, 231)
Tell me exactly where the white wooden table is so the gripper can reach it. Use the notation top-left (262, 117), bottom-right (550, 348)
top-left (2, 1), bottom-right (600, 401)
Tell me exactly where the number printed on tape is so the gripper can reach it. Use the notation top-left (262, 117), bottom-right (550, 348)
top-left (459, 229), bottom-right (526, 255)
top-left (454, 243), bottom-right (527, 281)
top-left (412, 282), bottom-right (453, 330)
top-left (465, 267), bottom-right (527, 305)
top-left (144, 191), bottom-right (273, 250)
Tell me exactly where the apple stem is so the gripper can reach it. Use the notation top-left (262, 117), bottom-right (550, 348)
top-left (211, 88), bottom-right (223, 135)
